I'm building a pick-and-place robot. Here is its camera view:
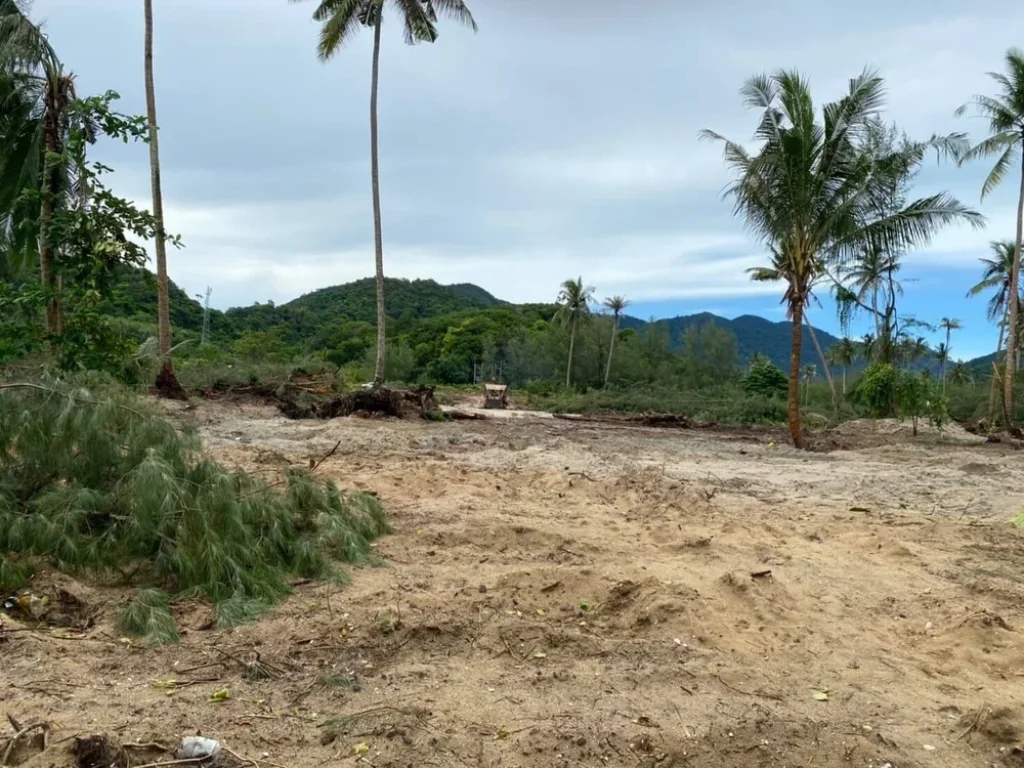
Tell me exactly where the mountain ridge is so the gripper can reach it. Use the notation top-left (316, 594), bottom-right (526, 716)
top-left (116, 271), bottom-right (990, 372)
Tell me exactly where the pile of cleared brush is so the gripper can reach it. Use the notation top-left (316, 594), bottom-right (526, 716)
top-left (0, 374), bottom-right (390, 640)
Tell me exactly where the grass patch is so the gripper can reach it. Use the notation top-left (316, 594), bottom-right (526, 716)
top-left (0, 373), bottom-right (391, 641)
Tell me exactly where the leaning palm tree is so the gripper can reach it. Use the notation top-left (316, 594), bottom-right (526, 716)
top-left (703, 69), bottom-right (981, 447)
top-left (938, 317), bottom-right (961, 391)
top-left (0, 1), bottom-right (76, 337)
top-left (602, 294), bottom-right (628, 387)
top-left (556, 277), bottom-right (594, 388)
top-left (956, 48), bottom-right (1024, 422)
top-left (143, 0), bottom-right (180, 395)
top-left (292, 0), bottom-right (477, 387)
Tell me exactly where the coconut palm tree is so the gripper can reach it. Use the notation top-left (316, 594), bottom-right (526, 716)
top-left (830, 337), bottom-right (857, 394)
top-left (843, 248), bottom-right (902, 337)
top-left (956, 48), bottom-right (1024, 422)
top-left (142, 0), bottom-right (180, 394)
top-left (938, 317), bottom-right (961, 391)
top-left (801, 364), bottom-right (816, 407)
top-left (292, 0), bottom-right (477, 387)
top-left (950, 361), bottom-right (974, 388)
top-left (602, 294), bottom-right (628, 387)
top-left (0, 1), bottom-right (76, 338)
top-left (935, 341), bottom-right (949, 379)
top-left (556, 277), bottom-right (594, 388)
top-left (968, 241), bottom-right (1018, 416)
top-left (702, 69), bottom-right (981, 447)
top-left (860, 334), bottom-right (876, 365)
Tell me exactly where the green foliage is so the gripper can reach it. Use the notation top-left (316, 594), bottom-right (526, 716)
top-left (855, 363), bottom-right (948, 433)
top-left (895, 369), bottom-right (947, 434)
top-left (741, 359), bottom-right (787, 397)
top-left (232, 329), bottom-right (292, 362)
top-left (0, 89), bottom-right (181, 379)
top-left (856, 363), bottom-right (901, 417)
top-left (0, 374), bottom-right (390, 639)
top-left (120, 589), bottom-right (180, 645)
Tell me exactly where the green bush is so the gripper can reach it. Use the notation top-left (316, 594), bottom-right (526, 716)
top-left (855, 363), bottom-right (900, 417)
top-left (740, 360), bottom-right (787, 397)
top-left (0, 374), bottom-right (390, 639)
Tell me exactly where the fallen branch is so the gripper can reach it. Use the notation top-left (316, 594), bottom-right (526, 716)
top-left (309, 440), bottom-right (342, 473)
top-left (2, 721), bottom-right (47, 766)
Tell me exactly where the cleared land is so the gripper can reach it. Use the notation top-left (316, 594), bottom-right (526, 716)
top-left (4, 402), bottom-right (1024, 768)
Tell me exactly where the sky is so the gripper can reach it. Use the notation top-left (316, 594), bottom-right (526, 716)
top-left (28, 0), bottom-right (1024, 362)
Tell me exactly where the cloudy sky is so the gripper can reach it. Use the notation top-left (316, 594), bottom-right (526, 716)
top-left (30, 0), bottom-right (1024, 360)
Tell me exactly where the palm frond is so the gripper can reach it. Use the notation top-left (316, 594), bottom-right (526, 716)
top-left (393, 0), bottom-right (437, 44)
top-left (309, 0), bottom-right (365, 59)
top-left (980, 142), bottom-right (1019, 200)
top-left (423, 0), bottom-right (477, 31)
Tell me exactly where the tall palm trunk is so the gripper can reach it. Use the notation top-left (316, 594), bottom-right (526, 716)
top-left (144, 0), bottom-right (173, 374)
top-left (39, 79), bottom-right (62, 342)
top-left (565, 315), bottom-right (577, 389)
top-left (369, 17), bottom-right (387, 387)
top-left (941, 325), bottom-right (951, 392)
top-left (788, 300), bottom-right (805, 449)
top-left (1006, 148), bottom-right (1024, 421)
top-left (804, 312), bottom-right (837, 407)
top-left (871, 286), bottom-right (880, 342)
top-left (38, 124), bottom-right (58, 340)
top-left (842, 365), bottom-right (847, 395)
top-left (989, 310), bottom-right (1007, 420)
top-left (603, 313), bottom-right (618, 387)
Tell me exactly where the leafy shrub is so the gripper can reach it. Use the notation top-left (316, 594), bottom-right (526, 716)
top-left (0, 374), bottom-right (390, 638)
top-left (895, 369), bottom-right (947, 435)
top-left (856, 363), bottom-right (900, 417)
top-left (740, 360), bottom-right (788, 397)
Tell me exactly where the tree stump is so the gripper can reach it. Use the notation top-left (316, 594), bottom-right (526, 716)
top-left (154, 362), bottom-right (188, 401)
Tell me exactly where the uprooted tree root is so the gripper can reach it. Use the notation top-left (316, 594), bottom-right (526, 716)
top-left (153, 363), bottom-right (188, 402)
top-left (274, 384), bottom-right (442, 421)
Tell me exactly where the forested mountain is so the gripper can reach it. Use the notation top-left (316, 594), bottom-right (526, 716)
top-left (110, 271), bottom-right (853, 374)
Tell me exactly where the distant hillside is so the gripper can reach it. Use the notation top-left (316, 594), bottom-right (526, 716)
top-left (617, 311), bottom-right (843, 369)
top-left (110, 272), bottom-right (992, 373)
top-left (101, 266), bottom-right (206, 332)
top-left (287, 277), bottom-right (500, 320)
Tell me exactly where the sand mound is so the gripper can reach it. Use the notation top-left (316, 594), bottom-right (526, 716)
top-left (831, 417), bottom-right (987, 445)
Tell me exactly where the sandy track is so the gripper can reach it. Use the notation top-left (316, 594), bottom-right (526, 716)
top-left (4, 401), bottom-right (1024, 768)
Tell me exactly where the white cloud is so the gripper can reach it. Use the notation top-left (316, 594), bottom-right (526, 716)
top-left (30, 0), bottom-right (1024, 323)
top-left (905, 204), bottom-right (1018, 266)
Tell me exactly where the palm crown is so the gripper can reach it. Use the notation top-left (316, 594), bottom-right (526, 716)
top-left (295, 0), bottom-right (477, 59)
top-left (968, 241), bottom-right (1017, 323)
top-left (955, 48), bottom-right (1024, 199)
top-left (556, 277), bottom-right (594, 324)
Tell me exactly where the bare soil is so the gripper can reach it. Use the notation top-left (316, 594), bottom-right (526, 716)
top-left (4, 402), bottom-right (1024, 768)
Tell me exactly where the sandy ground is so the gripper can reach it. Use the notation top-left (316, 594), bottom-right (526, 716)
top-left (5, 402), bottom-right (1024, 768)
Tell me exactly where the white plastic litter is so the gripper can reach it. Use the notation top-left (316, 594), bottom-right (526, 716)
top-left (176, 737), bottom-right (222, 761)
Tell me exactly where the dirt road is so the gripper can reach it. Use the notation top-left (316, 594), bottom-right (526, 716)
top-left (5, 402), bottom-right (1024, 768)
